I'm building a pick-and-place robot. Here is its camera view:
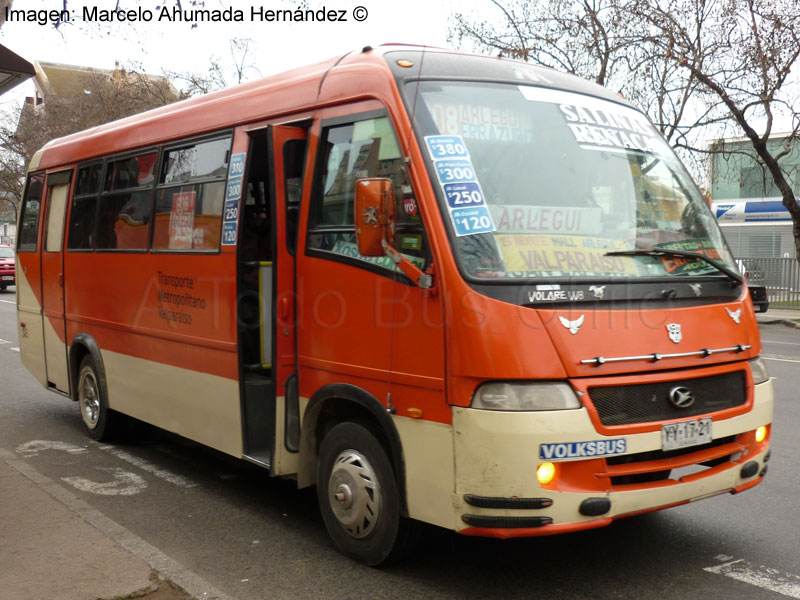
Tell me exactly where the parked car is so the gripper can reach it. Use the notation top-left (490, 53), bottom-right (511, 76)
top-left (0, 245), bottom-right (15, 291)
top-left (736, 259), bottom-right (769, 313)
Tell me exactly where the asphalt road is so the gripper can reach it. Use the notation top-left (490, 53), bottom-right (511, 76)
top-left (1, 289), bottom-right (799, 600)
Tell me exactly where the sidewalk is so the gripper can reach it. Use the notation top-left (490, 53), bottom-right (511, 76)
top-left (0, 448), bottom-right (230, 600)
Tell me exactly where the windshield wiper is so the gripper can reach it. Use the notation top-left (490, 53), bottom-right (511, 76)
top-left (604, 248), bottom-right (743, 285)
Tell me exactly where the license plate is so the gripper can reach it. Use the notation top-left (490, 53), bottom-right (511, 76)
top-left (1, 276), bottom-right (12, 281)
top-left (661, 417), bottom-right (712, 451)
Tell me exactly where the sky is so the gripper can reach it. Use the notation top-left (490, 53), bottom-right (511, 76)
top-left (0, 0), bottom-right (474, 103)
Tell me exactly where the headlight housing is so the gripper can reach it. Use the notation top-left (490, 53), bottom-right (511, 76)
top-left (749, 357), bottom-right (770, 385)
top-left (471, 382), bottom-right (581, 411)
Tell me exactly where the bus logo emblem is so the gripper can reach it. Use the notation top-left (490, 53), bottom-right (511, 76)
top-left (666, 323), bottom-right (682, 343)
top-left (726, 307), bottom-right (741, 324)
top-left (559, 315), bottom-right (585, 335)
top-left (668, 386), bottom-right (694, 408)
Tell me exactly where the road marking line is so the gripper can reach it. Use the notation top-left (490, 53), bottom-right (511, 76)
top-left (705, 559), bottom-right (800, 598)
top-left (98, 446), bottom-right (198, 488)
top-left (10, 347), bottom-right (19, 352)
top-left (763, 339), bottom-right (800, 346)
top-left (16, 440), bottom-right (89, 457)
top-left (764, 356), bottom-right (800, 363)
top-left (0, 447), bottom-right (236, 600)
top-left (0, 298), bottom-right (15, 304)
top-left (62, 467), bottom-right (148, 496)
top-left (0, 338), bottom-right (10, 344)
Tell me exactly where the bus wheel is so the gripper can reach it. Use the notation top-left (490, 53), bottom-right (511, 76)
top-left (317, 422), bottom-right (415, 566)
top-left (77, 355), bottom-right (116, 441)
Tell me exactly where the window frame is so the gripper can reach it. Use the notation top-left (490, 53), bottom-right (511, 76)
top-left (305, 109), bottom-right (432, 283)
top-left (94, 147), bottom-right (160, 253)
top-left (151, 131), bottom-right (233, 255)
top-left (44, 170), bottom-right (73, 254)
top-left (65, 129), bottom-right (234, 255)
top-left (67, 160), bottom-right (105, 252)
top-left (16, 171), bottom-right (46, 253)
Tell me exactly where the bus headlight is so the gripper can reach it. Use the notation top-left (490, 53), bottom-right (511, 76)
top-left (471, 382), bottom-right (581, 411)
top-left (749, 357), bottom-right (770, 385)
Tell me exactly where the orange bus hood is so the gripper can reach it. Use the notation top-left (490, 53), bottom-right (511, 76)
top-left (536, 301), bottom-right (761, 378)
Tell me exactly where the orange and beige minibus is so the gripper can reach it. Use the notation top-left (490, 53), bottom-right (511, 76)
top-left (16, 45), bottom-right (772, 565)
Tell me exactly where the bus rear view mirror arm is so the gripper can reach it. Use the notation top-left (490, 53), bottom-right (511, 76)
top-left (381, 240), bottom-right (434, 290)
top-left (355, 177), bottom-right (433, 290)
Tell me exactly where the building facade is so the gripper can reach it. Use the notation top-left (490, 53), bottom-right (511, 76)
top-left (710, 135), bottom-right (799, 259)
top-left (0, 220), bottom-right (16, 246)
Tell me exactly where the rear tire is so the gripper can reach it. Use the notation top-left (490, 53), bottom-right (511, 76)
top-left (77, 355), bottom-right (118, 441)
top-left (0, 284), bottom-right (6, 291)
top-left (317, 421), bottom-right (418, 566)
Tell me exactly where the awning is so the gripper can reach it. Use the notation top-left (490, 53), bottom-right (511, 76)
top-left (0, 43), bottom-right (34, 95)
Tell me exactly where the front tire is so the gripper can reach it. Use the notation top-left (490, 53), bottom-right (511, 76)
top-left (317, 422), bottom-right (417, 566)
top-left (77, 355), bottom-right (118, 441)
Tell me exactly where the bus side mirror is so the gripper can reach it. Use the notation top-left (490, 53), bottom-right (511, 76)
top-left (354, 177), bottom-right (434, 291)
top-left (354, 178), bottom-right (396, 257)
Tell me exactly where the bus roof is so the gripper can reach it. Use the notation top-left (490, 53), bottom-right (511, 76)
top-left (31, 44), bottom-right (635, 172)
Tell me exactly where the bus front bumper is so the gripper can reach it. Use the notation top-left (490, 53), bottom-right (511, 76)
top-left (450, 380), bottom-right (773, 538)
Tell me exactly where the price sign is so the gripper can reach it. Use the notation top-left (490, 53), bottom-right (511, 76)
top-left (444, 182), bottom-right (486, 209)
top-left (435, 159), bottom-right (477, 185)
top-left (451, 206), bottom-right (495, 236)
top-left (222, 222), bottom-right (237, 245)
top-left (222, 152), bottom-right (246, 246)
top-left (425, 135), bottom-right (470, 160)
top-left (425, 135), bottom-right (495, 237)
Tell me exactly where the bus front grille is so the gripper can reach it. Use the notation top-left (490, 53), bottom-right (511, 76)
top-left (587, 371), bottom-right (747, 426)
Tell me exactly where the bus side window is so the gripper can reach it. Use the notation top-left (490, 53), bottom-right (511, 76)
top-left (97, 152), bottom-right (157, 251)
top-left (17, 173), bottom-right (45, 252)
top-left (68, 163), bottom-right (103, 251)
top-left (152, 136), bottom-right (231, 252)
top-left (307, 115), bottom-right (430, 272)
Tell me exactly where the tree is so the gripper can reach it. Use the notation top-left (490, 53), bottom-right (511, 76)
top-left (451, 0), bottom-right (636, 86)
top-left (450, 0), bottom-right (708, 172)
top-left (451, 0), bottom-right (800, 262)
top-left (167, 37), bottom-right (261, 97)
top-left (0, 63), bottom-right (178, 215)
top-left (637, 0), bottom-right (800, 259)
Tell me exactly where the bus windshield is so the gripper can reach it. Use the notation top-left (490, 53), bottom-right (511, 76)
top-left (412, 81), bottom-right (734, 281)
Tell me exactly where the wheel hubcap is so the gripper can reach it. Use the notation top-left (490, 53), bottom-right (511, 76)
top-left (328, 450), bottom-right (381, 539)
top-left (79, 370), bottom-right (100, 429)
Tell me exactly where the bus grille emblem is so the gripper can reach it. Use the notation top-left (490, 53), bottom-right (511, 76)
top-left (666, 323), bottom-right (682, 343)
top-left (668, 386), bottom-right (694, 408)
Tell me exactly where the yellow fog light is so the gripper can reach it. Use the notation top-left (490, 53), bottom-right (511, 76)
top-left (537, 462), bottom-right (556, 486)
top-left (755, 426), bottom-right (768, 443)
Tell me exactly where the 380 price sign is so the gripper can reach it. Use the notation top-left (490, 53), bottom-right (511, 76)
top-left (425, 135), bottom-right (470, 160)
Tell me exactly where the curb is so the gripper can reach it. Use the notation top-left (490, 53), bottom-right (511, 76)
top-left (757, 317), bottom-right (800, 329)
top-left (0, 447), bottom-right (236, 600)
